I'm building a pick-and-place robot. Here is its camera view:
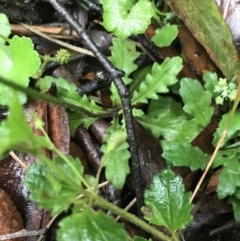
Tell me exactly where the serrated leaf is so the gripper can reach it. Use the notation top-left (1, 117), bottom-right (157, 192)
top-left (25, 155), bottom-right (83, 215)
top-left (57, 208), bottom-right (128, 241)
top-left (100, 0), bottom-right (155, 38)
top-left (228, 196), bottom-right (240, 222)
top-left (144, 169), bottom-right (194, 232)
top-left (36, 76), bottom-right (75, 93)
top-left (212, 149), bottom-right (239, 168)
top-left (213, 110), bottom-right (240, 147)
top-left (0, 91), bottom-right (50, 159)
top-left (101, 126), bottom-right (130, 189)
top-left (0, 13), bottom-right (11, 44)
top-left (203, 71), bottom-right (219, 97)
top-left (0, 36), bottom-right (41, 105)
top-left (109, 38), bottom-right (140, 78)
top-left (170, 120), bottom-right (201, 143)
top-left (132, 57), bottom-right (183, 104)
top-left (162, 142), bottom-right (209, 170)
top-left (179, 78), bottom-right (213, 127)
top-left (217, 156), bottom-right (240, 199)
top-left (67, 111), bottom-right (97, 136)
top-left (58, 88), bottom-right (104, 114)
top-left (136, 97), bottom-right (186, 140)
top-left (152, 24), bottom-right (178, 47)
top-left (108, 38), bottom-right (140, 105)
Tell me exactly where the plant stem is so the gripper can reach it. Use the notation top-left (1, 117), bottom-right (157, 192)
top-left (83, 191), bottom-right (172, 241)
top-left (171, 231), bottom-right (180, 241)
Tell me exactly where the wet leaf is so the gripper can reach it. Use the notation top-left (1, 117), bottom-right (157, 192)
top-left (213, 110), bottom-right (240, 147)
top-left (180, 78), bottom-right (213, 127)
top-left (0, 36), bottom-right (40, 105)
top-left (57, 208), bottom-right (129, 241)
top-left (144, 169), bottom-right (194, 232)
top-left (108, 38), bottom-right (140, 105)
top-left (217, 156), bottom-right (240, 199)
top-left (0, 13), bottom-right (11, 45)
top-left (228, 196), bottom-right (240, 222)
top-left (162, 142), bottom-right (209, 170)
top-left (25, 155), bottom-right (83, 215)
top-left (100, 0), bottom-right (155, 38)
top-left (101, 125), bottom-right (130, 189)
top-left (151, 24), bottom-right (178, 47)
top-left (132, 57), bottom-right (183, 104)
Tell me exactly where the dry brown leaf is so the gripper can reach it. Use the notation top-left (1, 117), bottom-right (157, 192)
top-left (0, 188), bottom-right (24, 241)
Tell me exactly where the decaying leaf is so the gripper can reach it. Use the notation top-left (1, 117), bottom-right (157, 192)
top-left (0, 188), bottom-right (24, 241)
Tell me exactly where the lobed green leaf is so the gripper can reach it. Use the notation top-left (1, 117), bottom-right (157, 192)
top-left (25, 155), bottom-right (83, 215)
top-left (144, 169), bottom-right (194, 232)
top-left (0, 13), bottom-right (11, 44)
top-left (213, 110), bottom-right (240, 147)
top-left (179, 78), bottom-right (213, 127)
top-left (132, 57), bottom-right (183, 104)
top-left (57, 208), bottom-right (129, 241)
top-left (151, 24), bottom-right (178, 47)
top-left (100, 0), bottom-right (155, 38)
top-left (101, 124), bottom-right (130, 189)
top-left (217, 155), bottom-right (240, 199)
top-left (108, 38), bottom-right (140, 105)
top-left (0, 36), bottom-right (41, 105)
top-left (162, 142), bottom-right (209, 170)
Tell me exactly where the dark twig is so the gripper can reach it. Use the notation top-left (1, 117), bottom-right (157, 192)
top-left (130, 34), bottom-right (163, 63)
top-left (80, 0), bottom-right (103, 15)
top-left (0, 229), bottom-right (46, 241)
top-left (47, 0), bottom-right (144, 214)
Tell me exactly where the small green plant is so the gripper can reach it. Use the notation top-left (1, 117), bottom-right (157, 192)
top-left (1, 0), bottom-right (240, 240)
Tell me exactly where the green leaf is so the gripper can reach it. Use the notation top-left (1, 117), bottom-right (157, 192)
top-left (25, 155), bottom-right (83, 215)
top-left (203, 71), bottom-right (219, 97)
top-left (217, 156), bottom-right (240, 199)
top-left (36, 76), bottom-right (75, 93)
top-left (212, 149), bottom-right (239, 168)
top-left (0, 36), bottom-right (41, 105)
top-left (67, 111), bottom-right (97, 136)
top-left (179, 78), bottom-right (213, 127)
top-left (151, 24), bottom-right (178, 47)
top-left (136, 97), bottom-right (186, 140)
top-left (162, 142), bottom-right (209, 170)
top-left (132, 57), bottom-right (183, 104)
top-left (165, 0), bottom-right (240, 79)
top-left (0, 13), bottom-right (11, 44)
top-left (100, 0), bottom-right (155, 38)
top-left (108, 38), bottom-right (140, 105)
top-left (58, 88), bottom-right (104, 114)
top-left (0, 91), bottom-right (50, 158)
top-left (57, 208), bottom-right (129, 241)
top-left (228, 196), bottom-right (240, 222)
top-left (109, 38), bottom-right (140, 79)
top-left (213, 110), bottom-right (240, 147)
top-left (101, 124), bottom-right (130, 189)
top-left (130, 65), bottom-right (152, 95)
top-left (144, 169), bottom-right (194, 232)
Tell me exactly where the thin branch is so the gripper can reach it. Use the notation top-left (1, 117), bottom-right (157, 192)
top-left (0, 229), bottom-right (46, 241)
top-left (47, 0), bottom-right (144, 215)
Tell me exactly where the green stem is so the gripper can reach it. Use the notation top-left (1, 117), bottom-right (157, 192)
top-left (84, 192), bottom-right (172, 241)
top-left (0, 77), bottom-right (115, 118)
top-left (171, 231), bottom-right (180, 241)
